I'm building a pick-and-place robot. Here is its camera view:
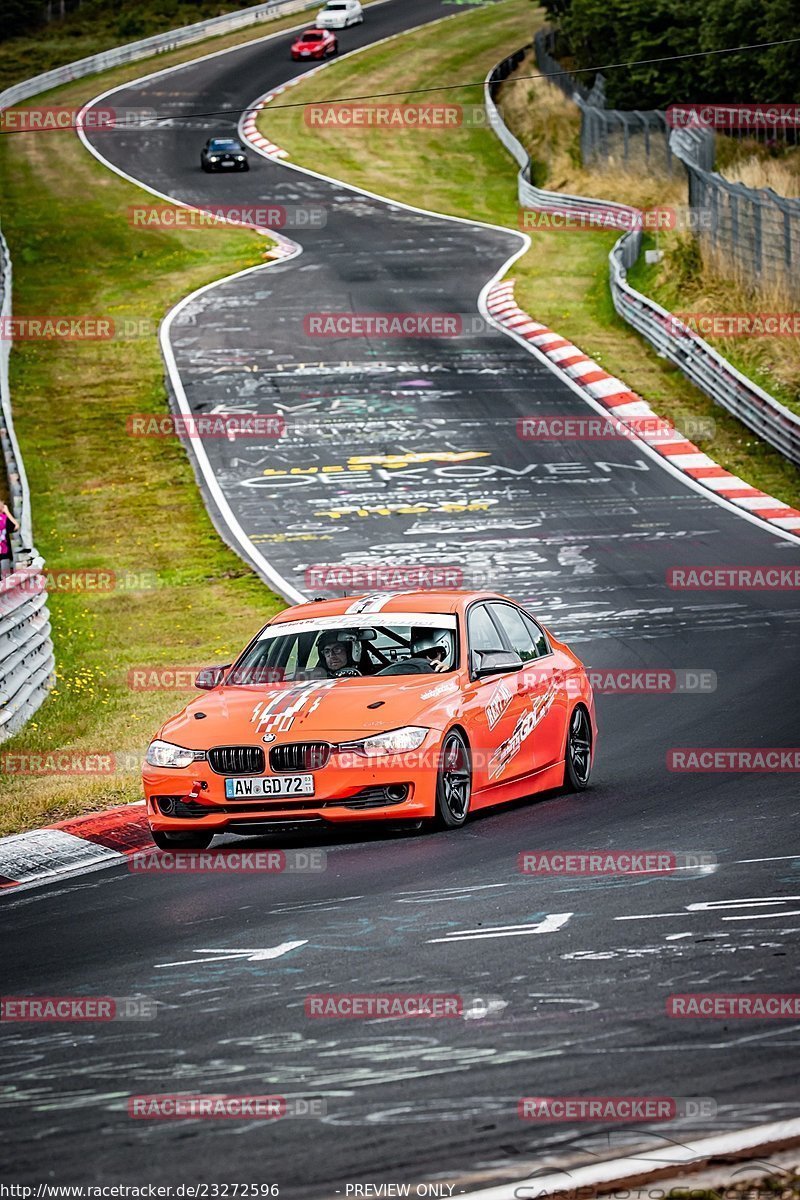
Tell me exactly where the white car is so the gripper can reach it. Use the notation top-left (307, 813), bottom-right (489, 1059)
top-left (315, 0), bottom-right (364, 29)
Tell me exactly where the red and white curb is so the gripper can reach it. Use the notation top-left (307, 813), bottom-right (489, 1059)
top-left (241, 63), bottom-right (328, 159)
top-left (0, 803), bottom-right (149, 892)
top-left (487, 279), bottom-right (800, 535)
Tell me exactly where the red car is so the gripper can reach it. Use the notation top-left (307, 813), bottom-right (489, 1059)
top-left (142, 591), bottom-right (597, 848)
top-left (291, 27), bottom-right (338, 60)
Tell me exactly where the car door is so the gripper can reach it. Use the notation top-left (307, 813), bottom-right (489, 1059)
top-left (460, 603), bottom-right (528, 800)
top-left (488, 602), bottom-right (568, 772)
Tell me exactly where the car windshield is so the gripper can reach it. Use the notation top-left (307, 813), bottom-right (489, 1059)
top-left (209, 139), bottom-right (241, 150)
top-left (301, 31), bottom-right (323, 40)
top-left (324, 3), bottom-right (348, 8)
top-left (227, 614), bottom-right (458, 684)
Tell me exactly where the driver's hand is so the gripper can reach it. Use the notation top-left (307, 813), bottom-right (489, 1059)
top-left (432, 658), bottom-right (448, 673)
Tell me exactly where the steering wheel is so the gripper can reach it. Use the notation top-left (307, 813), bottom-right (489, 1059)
top-left (333, 667), bottom-right (361, 678)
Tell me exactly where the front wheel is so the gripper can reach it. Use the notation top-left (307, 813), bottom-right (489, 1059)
top-left (150, 828), bottom-right (214, 850)
top-left (434, 729), bottom-right (471, 829)
top-left (563, 705), bottom-right (592, 791)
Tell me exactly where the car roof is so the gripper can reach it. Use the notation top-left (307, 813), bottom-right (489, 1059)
top-left (266, 590), bottom-right (513, 624)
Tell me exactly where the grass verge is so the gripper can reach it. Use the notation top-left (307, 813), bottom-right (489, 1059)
top-left (0, 5), bottom-right (343, 835)
top-left (259, 6), bottom-right (799, 508)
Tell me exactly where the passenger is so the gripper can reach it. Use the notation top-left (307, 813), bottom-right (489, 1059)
top-left (376, 631), bottom-right (451, 676)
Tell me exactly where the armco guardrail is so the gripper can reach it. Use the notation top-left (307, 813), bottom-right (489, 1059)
top-left (0, 0), bottom-right (317, 112)
top-left (0, 232), bottom-right (55, 739)
top-left (485, 50), bottom-right (800, 468)
top-left (609, 233), bottom-right (800, 465)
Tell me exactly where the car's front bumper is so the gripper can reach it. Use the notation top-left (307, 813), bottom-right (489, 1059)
top-left (143, 750), bottom-right (438, 832)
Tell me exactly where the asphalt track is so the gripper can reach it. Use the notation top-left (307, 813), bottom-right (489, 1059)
top-left (2, 0), bottom-right (800, 1193)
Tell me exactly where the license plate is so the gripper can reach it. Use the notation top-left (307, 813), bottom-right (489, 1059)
top-left (221, 161), bottom-right (234, 167)
top-left (301, 50), bottom-right (310, 55)
top-left (224, 774), bottom-right (314, 799)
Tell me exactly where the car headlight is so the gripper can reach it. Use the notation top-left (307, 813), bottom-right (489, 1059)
top-left (209, 156), bottom-right (218, 162)
top-left (236, 155), bottom-right (245, 161)
top-left (146, 740), bottom-right (203, 769)
top-left (340, 726), bottom-right (429, 758)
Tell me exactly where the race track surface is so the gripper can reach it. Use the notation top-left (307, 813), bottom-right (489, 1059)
top-left (3, 1), bottom-right (799, 1192)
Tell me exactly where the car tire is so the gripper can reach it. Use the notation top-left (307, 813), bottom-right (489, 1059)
top-left (150, 828), bottom-right (214, 850)
top-left (434, 729), bottom-right (471, 829)
top-left (563, 704), bottom-right (593, 791)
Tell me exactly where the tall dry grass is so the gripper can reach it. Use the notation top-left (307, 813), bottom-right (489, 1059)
top-left (498, 62), bottom-right (800, 411)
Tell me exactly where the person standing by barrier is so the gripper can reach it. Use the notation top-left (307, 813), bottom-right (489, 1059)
top-left (0, 501), bottom-right (19, 579)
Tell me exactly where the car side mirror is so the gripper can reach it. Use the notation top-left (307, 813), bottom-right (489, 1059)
top-left (195, 665), bottom-right (229, 690)
top-left (473, 650), bottom-right (523, 679)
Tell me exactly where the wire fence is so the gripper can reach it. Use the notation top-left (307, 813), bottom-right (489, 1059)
top-left (485, 52), bottom-right (800, 468)
top-left (534, 30), bottom-right (674, 175)
top-left (671, 128), bottom-right (800, 301)
top-left (533, 29), bottom-right (800, 300)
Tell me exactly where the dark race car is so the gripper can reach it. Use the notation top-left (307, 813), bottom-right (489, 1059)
top-left (200, 137), bottom-right (249, 173)
top-left (291, 27), bottom-right (338, 61)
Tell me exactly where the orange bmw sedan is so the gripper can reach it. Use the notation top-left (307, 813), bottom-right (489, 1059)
top-left (142, 591), bottom-right (597, 847)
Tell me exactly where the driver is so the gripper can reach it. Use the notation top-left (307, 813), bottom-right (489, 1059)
top-left (376, 630), bottom-right (452, 675)
top-left (317, 629), bottom-right (362, 677)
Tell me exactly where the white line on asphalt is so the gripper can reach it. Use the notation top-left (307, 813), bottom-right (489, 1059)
top-left (428, 913), bottom-right (573, 943)
top-left (460, 1117), bottom-right (800, 1200)
top-left (155, 940), bottom-right (307, 967)
top-left (736, 855), bottom-right (800, 863)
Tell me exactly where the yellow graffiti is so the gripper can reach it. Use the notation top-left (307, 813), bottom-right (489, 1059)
top-left (261, 451), bottom-right (488, 478)
top-left (314, 501), bottom-right (495, 519)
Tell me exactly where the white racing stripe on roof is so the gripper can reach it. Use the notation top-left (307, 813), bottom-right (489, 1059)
top-left (259, 613), bottom-right (458, 640)
top-left (345, 591), bottom-right (420, 614)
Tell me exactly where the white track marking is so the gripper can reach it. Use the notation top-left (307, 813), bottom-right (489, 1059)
top-left (428, 913), bottom-right (573, 943)
top-left (461, 1118), bottom-right (800, 1200)
top-left (617, 895), bottom-right (800, 921)
top-left (737, 855), bottom-right (800, 863)
top-left (155, 939), bottom-right (307, 967)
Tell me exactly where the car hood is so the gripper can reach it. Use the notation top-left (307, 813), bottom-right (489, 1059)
top-left (158, 676), bottom-right (461, 748)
